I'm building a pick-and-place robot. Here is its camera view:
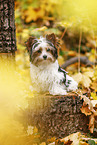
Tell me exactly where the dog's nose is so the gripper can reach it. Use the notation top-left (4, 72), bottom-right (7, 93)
top-left (43, 55), bottom-right (47, 60)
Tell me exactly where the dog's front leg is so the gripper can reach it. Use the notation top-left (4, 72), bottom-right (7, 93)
top-left (66, 75), bottom-right (78, 92)
top-left (49, 84), bottom-right (67, 95)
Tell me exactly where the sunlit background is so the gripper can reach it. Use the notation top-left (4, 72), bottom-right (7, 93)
top-left (0, 0), bottom-right (97, 144)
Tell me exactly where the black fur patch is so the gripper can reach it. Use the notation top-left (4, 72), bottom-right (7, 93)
top-left (33, 43), bottom-right (40, 49)
top-left (30, 42), bottom-right (40, 61)
top-left (47, 41), bottom-right (58, 59)
top-left (58, 67), bottom-right (67, 84)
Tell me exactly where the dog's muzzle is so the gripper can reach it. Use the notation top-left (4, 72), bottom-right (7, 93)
top-left (43, 55), bottom-right (47, 60)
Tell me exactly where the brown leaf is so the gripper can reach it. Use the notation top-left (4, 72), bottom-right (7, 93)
top-left (94, 111), bottom-right (97, 116)
top-left (80, 106), bottom-right (92, 116)
top-left (89, 114), bottom-right (95, 133)
top-left (81, 95), bottom-right (94, 112)
top-left (56, 139), bottom-right (73, 145)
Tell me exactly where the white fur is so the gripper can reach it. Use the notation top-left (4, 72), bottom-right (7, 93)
top-left (30, 60), bottom-right (78, 95)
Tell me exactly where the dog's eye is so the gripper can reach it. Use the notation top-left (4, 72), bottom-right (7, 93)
top-left (37, 50), bottom-right (41, 53)
top-left (47, 48), bottom-right (50, 52)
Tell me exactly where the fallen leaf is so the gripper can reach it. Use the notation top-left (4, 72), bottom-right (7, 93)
top-left (91, 82), bottom-right (97, 92)
top-left (91, 92), bottom-right (97, 100)
top-left (68, 51), bottom-right (77, 57)
top-left (23, 6), bottom-right (45, 22)
top-left (40, 142), bottom-right (46, 145)
top-left (47, 137), bottom-right (56, 144)
top-left (80, 95), bottom-right (94, 111)
top-left (83, 71), bottom-right (94, 78)
top-left (31, 26), bottom-right (47, 32)
top-left (58, 56), bottom-right (65, 65)
top-left (81, 75), bottom-right (91, 88)
top-left (80, 141), bottom-right (89, 145)
top-left (72, 73), bottom-right (83, 84)
top-left (72, 73), bottom-right (92, 88)
top-left (27, 125), bottom-right (34, 135)
top-left (91, 100), bottom-right (97, 107)
top-left (89, 114), bottom-right (95, 133)
top-left (80, 106), bottom-right (92, 116)
top-left (56, 139), bottom-right (73, 145)
top-left (60, 132), bottom-right (81, 145)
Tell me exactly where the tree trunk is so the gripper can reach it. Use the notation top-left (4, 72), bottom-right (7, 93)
top-left (0, 0), bottom-right (16, 54)
top-left (20, 94), bottom-right (89, 141)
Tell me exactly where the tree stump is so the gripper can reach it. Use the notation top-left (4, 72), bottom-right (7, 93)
top-left (20, 94), bottom-right (89, 141)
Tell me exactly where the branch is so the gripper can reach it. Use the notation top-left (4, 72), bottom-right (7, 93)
top-left (61, 56), bottom-right (95, 69)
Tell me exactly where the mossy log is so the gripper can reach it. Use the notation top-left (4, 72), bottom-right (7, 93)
top-left (20, 94), bottom-right (89, 141)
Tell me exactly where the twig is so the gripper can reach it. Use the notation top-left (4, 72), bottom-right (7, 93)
top-left (58, 28), bottom-right (67, 56)
top-left (78, 29), bottom-right (82, 73)
top-left (61, 56), bottom-right (94, 69)
top-left (60, 27), bottom-right (67, 40)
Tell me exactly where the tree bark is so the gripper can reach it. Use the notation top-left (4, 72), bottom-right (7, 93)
top-left (0, 0), bottom-right (16, 54)
top-left (20, 94), bottom-right (89, 141)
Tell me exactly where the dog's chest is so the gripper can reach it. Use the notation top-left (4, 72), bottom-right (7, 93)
top-left (30, 61), bottom-right (64, 92)
top-left (30, 65), bottom-right (56, 85)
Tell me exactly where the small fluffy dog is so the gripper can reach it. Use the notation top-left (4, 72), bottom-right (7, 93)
top-left (26, 33), bottom-right (78, 95)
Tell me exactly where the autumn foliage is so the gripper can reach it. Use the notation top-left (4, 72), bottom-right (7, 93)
top-left (0, 0), bottom-right (97, 144)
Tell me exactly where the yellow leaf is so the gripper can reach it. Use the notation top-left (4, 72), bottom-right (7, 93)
top-left (21, 29), bottom-right (29, 39)
top-left (58, 56), bottom-right (64, 65)
top-left (81, 74), bottom-right (91, 88)
top-left (60, 132), bottom-right (81, 145)
top-left (91, 82), bottom-right (97, 91)
top-left (27, 126), bottom-right (34, 135)
top-left (91, 92), bottom-right (97, 100)
top-left (68, 51), bottom-right (77, 57)
top-left (72, 72), bottom-right (83, 84)
top-left (59, 21), bottom-right (73, 28)
top-left (40, 142), bottom-right (46, 145)
top-left (72, 73), bottom-right (92, 88)
top-left (89, 55), bottom-right (95, 63)
top-left (80, 141), bottom-right (89, 145)
top-left (31, 26), bottom-right (47, 32)
top-left (17, 44), bottom-right (26, 50)
top-left (33, 126), bottom-right (38, 134)
top-left (83, 71), bottom-right (94, 78)
top-left (23, 6), bottom-right (45, 22)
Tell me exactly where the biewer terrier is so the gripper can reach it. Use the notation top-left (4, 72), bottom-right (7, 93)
top-left (26, 33), bottom-right (78, 95)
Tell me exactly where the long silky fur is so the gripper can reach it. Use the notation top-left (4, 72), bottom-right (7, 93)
top-left (27, 34), bottom-right (78, 95)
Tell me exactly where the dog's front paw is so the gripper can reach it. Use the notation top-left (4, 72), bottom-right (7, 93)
top-left (49, 86), bottom-right (67, 95)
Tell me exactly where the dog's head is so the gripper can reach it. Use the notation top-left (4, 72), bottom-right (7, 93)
top-left (26, 33), bottom-right (59, 66)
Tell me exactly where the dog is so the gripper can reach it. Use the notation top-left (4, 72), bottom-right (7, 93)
top-left (26, 33), bottom-right (78, 95)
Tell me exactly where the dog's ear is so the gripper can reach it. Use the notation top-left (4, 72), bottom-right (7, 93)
top-left (26, 36), bottom-right (36, 53)
top-left (46, 33), bottom-right (60, 49)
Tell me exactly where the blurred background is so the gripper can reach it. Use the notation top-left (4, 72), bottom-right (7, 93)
top-left (15, 0), bottom-right (97, 72)
top-left (0, 0), bottom-right (97, 144)
top-left (15, 0), bottom-right (97, 92)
